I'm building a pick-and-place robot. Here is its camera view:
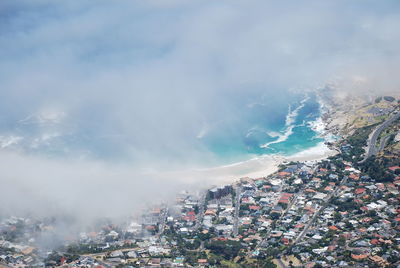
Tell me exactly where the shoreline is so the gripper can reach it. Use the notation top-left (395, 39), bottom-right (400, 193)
top-left (197, 94), bottom-right (339, 185)
top-left (197, 94), bottom-right (339, 186)
top-left (150, 141), bottom-right (337, 189)
top-left (172, 135), bottom-right (338, 189)
top-left (148, 92), bottom-right (340, 189)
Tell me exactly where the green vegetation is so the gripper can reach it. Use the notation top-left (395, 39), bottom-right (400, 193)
top-left (383, 96), bottom-right (395, 102)
top-left (343, 124), bottom-right (377, 162)
top-left (205, 240), bottom-right (242, 260)
top-left (358, 157), bottom-right (395, 182)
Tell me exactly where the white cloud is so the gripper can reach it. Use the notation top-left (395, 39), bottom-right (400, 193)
top-left (0, 0), bottom-right (399, 221)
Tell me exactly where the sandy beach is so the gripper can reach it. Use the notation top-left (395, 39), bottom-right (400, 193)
top-left (149, 91), bottom-right (345, 190)
top-left (158, 140), bottom-right (338, 190)
top-left (193, 97), bottom-right (340, 187)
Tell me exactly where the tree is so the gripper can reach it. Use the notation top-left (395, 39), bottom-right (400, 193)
top-left (205, 240), bottom-right (242, 260)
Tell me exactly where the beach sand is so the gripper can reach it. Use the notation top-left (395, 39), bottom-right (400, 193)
top-left (158, 141), bottom-right (337, 190)
top-left (152, 91), bottom-right (343, 190)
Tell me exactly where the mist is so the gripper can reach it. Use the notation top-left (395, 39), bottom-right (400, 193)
top-left (1, 0), bottom-right (400, 225)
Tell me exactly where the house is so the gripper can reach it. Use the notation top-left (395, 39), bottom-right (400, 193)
top-left (369, 255), bottom-right (388, 266)
top-left (355, 188), bottom-right (366, 195)
top-left (328, 226), bottom-right (339, 231)
top-left (148, 258), bottom-right (161, 266)
top-left (278, 171), bottom-right (291, 177)
top-left (351, 254), bottom-right (368, 261)
top-left (313, 193), bottom-right (327, 200)
top-left (109, 250), bottom-right (123, 258)
top-left (348, 174), bottom-right (360, 180)
top-left (388, 166), bottom-right (400, 172)
top-left (312, 247), bottom-right (328, 254)
top-left (126, 251), bottom-right (137, 258)
top-left (278, 193), bottom-right (293, 204)
top-left (197, 259), bottom-right (208, 266)
top-left (208, 185), bottom-right (233, 199)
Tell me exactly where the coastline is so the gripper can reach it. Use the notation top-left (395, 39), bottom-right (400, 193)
top-left (188, 88), bottom-right (398, 188)
top-left (151, 91), bottom-right (340, 189)
top-left (203, 93), bottom-right (339, 185)
top-left (176, 126), bottom-right (338, 188)
top-left (185, 143), bottom-right (336, 187)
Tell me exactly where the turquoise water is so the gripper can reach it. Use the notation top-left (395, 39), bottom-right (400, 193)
top-left (199, 91), bottom-right (324, 164)
top-left (0, 90), bottom-right (324, 166)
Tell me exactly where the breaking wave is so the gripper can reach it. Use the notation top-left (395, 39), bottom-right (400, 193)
top-left (260, 95), bottom-right (309, 149)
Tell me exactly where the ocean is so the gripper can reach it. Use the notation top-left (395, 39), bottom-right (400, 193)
top-left (199, 91), bottom-right (324, 164)
top-left (0, 90), bottom-right (326, 168)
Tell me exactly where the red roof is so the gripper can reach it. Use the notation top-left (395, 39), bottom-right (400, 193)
top-left (370, 239), bottom-right (380, 245)
top-left (355, 188), bottom-right (366, 195)
top-left (329, 226), bottom-right (339, 231)
top-left (328, 245), bottom-right (337, 251)
top-left (324, 186), bottom-right (333, 191)
top-left (182, 215), bottom-right (196, 221)
top-left (249, 205), bottom-right (260, 210)
top-left (352, 254), bottom-right (368, 260)
top-left (389, 166), bottom-right (400, 171)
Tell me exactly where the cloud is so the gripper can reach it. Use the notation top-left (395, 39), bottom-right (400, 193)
top-left (0, 0), bottom-right (399, 223)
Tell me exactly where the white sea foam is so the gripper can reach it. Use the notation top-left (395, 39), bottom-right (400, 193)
top-left (307, 94), bottom-right (338, 143)
top-left (308, 116), bottom-right (325, 134)
top-left (260, 95), bottom-right (309, 149)
top-left (266, 131), bottom-right (281, 138)
top-left (285, 96), bottom-right (309, 126)
top-left (246, 126), bottom-right (259, 138)
top-left (260, 125), bottom-right (294, 148)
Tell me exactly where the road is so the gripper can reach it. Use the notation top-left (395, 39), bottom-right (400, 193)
top-left (233, 186), bottom-right (242, 236)
top-left (359, 111), bottom-right (400, 163)
top-left (194, 193), bottom-right (206, 230)
top-left (256, 189), bottom-right (304, 249)
top-left (276, 258), bottom-right (288, 268)
top-left (292, 176), bottom-right (348, 245)
top-left (156, 207), bottom-right (168, 238)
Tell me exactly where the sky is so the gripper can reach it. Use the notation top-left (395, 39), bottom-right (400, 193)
top-left (0, 0), bottom-right (400, 225)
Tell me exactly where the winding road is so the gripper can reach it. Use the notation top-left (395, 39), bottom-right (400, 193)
top-left (359, 111), bottom-right (400, 163)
